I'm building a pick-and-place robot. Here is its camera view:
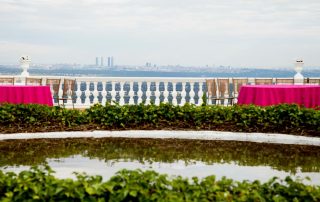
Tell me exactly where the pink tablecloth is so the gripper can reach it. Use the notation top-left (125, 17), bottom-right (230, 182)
top-left (237, 85), bottom-right (320, 108)
top-left (0, 86), bottom-right (53, 106)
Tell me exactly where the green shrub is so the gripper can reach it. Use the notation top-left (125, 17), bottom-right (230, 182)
top-left (0, 103), bottom-right (319, 135)
top-left (0, 166), bottom-right (319, 201)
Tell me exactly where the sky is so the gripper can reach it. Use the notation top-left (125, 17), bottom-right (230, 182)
top-left (0, 0), bottom-right (319, 68)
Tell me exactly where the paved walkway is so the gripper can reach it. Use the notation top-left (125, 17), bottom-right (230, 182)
top-left (0, 130), bottom-right (319, 146)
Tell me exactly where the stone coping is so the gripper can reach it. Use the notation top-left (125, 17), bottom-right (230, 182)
top-left (0, 130), bottom-right (319, 146)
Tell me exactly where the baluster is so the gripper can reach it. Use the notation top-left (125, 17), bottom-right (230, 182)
top-left (110, 81), bottom-right (117, 104)
top-left (101, 81), bottom-right (107, 106)
top-left (119, 82), bottom-right (125, 105)
top-left (189, 82), bottom-right (195, 104)
top-left (137, 82), bottom-right (143, 104)
top-left (128, 81), bottom-right (134, 105)
top-left (75, 81), bottom-right (82, 106)
top-left (198, 82), bottom-right (203, 106)
top-left (154, 81), bottom-right (160, 105)
top-left (163, 82), bottom-right (169, 103)
top-left (84, 81), bottom-right (91, 106)
top-left (172, 82), bottom-right (177, 105)
top-left (92, 81), bottom-right (99, 104)
top-left (180, 82), bottom-right (186, 106)
top-left (145, 81), bottom-right (151, 105)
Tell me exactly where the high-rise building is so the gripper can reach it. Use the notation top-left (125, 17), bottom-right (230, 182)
top-left (95, 57), bottom-right (99, 66)
top-left (100, 56), bottom-right (104, 66)
top-left (111, 56), bottom-right (114, 67)
top-left (107, 56), bottom-right (114, 67)
top-left (107, 57), bottom-right (111, 67)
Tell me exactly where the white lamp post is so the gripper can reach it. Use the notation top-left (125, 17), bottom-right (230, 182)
top-left (20, 55), bottom-right (31, 77)
top-left (294, 59), bottom-right (304, 84)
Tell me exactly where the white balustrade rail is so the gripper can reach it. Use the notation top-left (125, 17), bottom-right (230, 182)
top-left (1, 76), bottom-right (319, 108)
top-left (71, 77), bottom-right (207, 108)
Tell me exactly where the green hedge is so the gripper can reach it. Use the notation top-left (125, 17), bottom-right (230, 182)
top-left (0, 103), bottom-right (319, 135)
top-left (0, 166), bottom-right (319, 201)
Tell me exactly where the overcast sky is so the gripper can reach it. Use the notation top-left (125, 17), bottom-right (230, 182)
top-left (0, 0), bottom-right (319, 67)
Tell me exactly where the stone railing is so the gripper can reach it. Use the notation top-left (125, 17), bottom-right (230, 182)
top-left (1, 76), bottom-right (319, 108)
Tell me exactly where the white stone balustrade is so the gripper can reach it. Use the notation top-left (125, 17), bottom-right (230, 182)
top-left (1, 76), bottom-right (319, 108)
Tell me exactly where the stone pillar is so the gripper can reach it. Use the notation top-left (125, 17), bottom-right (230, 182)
top-left (20, 55), bottom-right (31, 77)
top-left (294, 59), bottom-right (304, 84)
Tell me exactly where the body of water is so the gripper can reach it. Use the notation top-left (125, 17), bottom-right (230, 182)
top-left (1, 138), bottom-right (320, 184)
top-left (1, 65), bottom-right (320, 77)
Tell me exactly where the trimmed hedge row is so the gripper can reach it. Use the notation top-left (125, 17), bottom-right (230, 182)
top-left (0, 103), bottom-right (319, 135)
top-left (1, 166), bottom-right (319, 201)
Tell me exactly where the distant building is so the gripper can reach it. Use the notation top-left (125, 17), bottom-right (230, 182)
top-left (107, 56), bottom-right (114, 67)
top-left (100, 57), bottom-right (104, 66)
top-left (95, 57), bottom-right (99, 66)
top-left (107, 57), bottom-right (111, 67)
top-left (145, 62), bottom-right (152, 67)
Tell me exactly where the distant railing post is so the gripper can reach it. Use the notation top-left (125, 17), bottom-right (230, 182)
top-left (163, 82), bottom-right (169, 103)
top-left (101, 81), bottom-right (107, 105)
top-left (93, 81), bottom-right (99, 104)
top-left (84, 81), bottom-right (91, 106)
top-left (110, 81), bottom-right (116, 104)
top-left (198, 82), bottom-right (204, 106)
top-left (137, 81), bottom-right (143, 104)
top-left (145, 81), bottom-right (151, 105)
top-left (119, 82), bottom-right (125, 105)
top-left (172, 82), bottom-right (177, 105)
top-left (189, 82), bottom-right (195, 104)
top-left (180, 82), bottom-right (187, 106)
top-left (155, 81), bottom-right (161, 105)
top-left (128, 81), bottom-right (134, 105)
top-left (75, 81), bottom-right (82, 106)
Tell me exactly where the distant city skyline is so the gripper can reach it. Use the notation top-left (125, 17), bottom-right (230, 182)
top-left (0, 0), bottom-right (319, 68)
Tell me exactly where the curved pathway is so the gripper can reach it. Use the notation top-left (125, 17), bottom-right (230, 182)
top-left (0, 130), bottom-right (320, 146)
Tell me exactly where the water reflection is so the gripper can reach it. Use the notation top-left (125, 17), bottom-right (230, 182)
top-left (1, 138), bottom-right (320, 184)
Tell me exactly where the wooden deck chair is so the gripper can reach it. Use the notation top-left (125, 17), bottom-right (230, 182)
top-left (26, 78), bottom-right (43, 86)
top-left (217, 79), bottom-right (234, 105)
top-left (0, 77), bottom-right (14, 85)
top-left (254, 78), bottom-right (273, 85)
top-left (59, 79), bottom-right (76, 108)
top-left (304, 78), bottom-right (320, 85)
top-left (206, 79), bottom-right (217, 105)
top-left (206, 79), bottom-right (234, 105)
top-left (232, 78), bottom-right (248, 100)
top-left (275, 78), bottom-right (294, 85)
top-left (46, 79), bottom-right (61, 105)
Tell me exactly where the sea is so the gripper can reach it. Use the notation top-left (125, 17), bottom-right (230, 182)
top-left (0, 65), bottom-right (320, 78)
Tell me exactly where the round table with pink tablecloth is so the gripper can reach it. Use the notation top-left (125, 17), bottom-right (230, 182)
top-left (237, 85), bottom-right (320, 108)
top-left (0, 85), bottom-right (53, 106)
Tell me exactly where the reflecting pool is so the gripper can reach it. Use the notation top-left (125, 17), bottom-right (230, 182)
top-left (1, 138), bottom-right (320, 184)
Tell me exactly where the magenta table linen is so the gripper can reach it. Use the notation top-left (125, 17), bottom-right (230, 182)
top-left (0, 86), bottom-right (53, 106)
top-left (237, 85), bottom-right (320, 108)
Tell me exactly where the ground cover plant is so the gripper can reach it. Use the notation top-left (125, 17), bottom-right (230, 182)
top-left (0, 103), bottom-right (319, 136)
top-left (0, 166), bottom-right (320, 201)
